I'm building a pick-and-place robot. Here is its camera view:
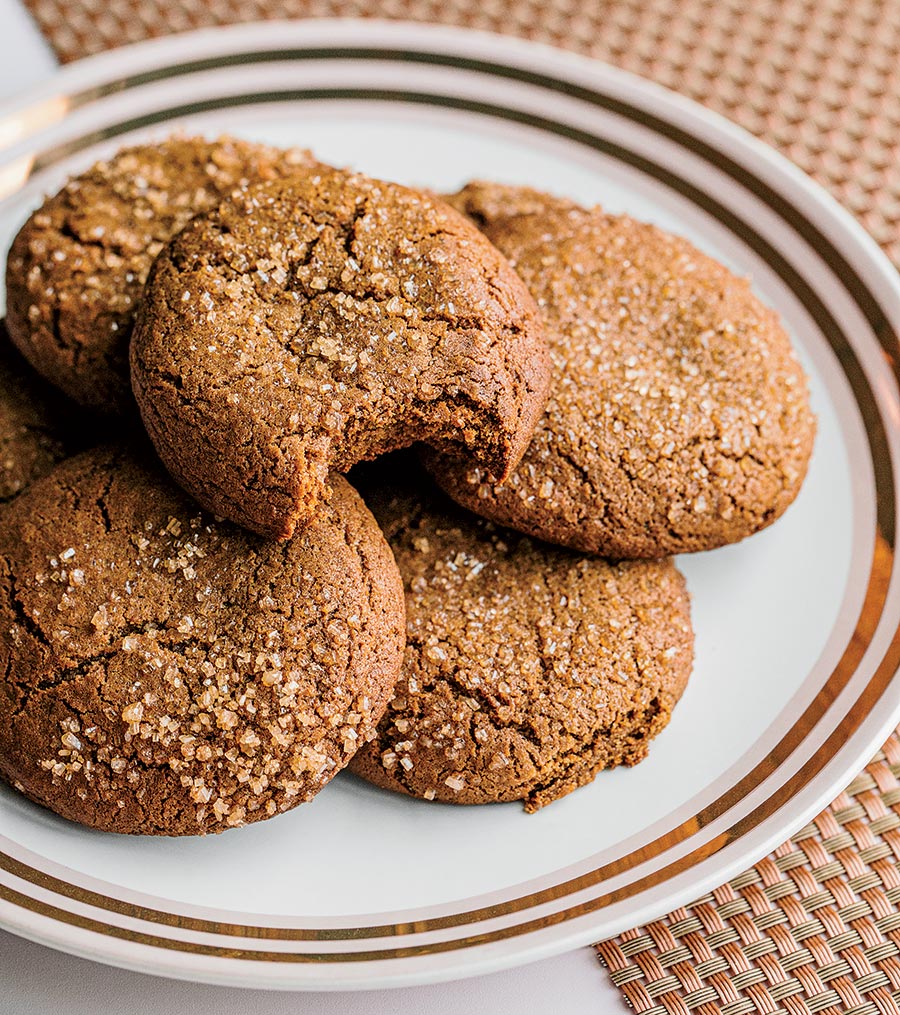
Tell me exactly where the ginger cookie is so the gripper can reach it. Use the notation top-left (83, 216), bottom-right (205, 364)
top-left (349, 457), bottom-right (693, 811)
top-left (130, 168), bottom-right (549, 540)
top-left (428, 182), bottom-right (817, 557)
top-left (444, 180), bottom-right (577, 223)
top-left (5, 136), bottom-right (317, 416)
top-left (0, 445), bottom-right (404, 835)
top-left (0, 326), bottom-right (80, 503)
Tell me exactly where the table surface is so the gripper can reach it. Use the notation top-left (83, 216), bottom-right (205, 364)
top-left (0, 0), bottom-right (628, 1009)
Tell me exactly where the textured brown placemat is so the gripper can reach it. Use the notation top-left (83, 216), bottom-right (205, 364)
top-left (23, 0), bottom-right (900, 271)
top-left (19, 1), bottom-right (900, 1012)
top-left (598, 735), bottom-right (900, 1014)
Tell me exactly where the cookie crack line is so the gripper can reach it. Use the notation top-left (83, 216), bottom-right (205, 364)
top-left (94, 472), bottom-right (116, 535)
top-left (341, 193), bottom-right (368, 262)
top-left (8, 618), bottom-right (247, 719)
top-left (4, 573), bottom-right (54, 655)
top-left (54, 217), bottom-right (136, 264)
top-left (403, 641), bottom-right (546, 755)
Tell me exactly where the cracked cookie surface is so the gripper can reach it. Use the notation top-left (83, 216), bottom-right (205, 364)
top-left (427, 182), bottom-right (817, 557)
top-left (349, 456), bottom-right (693, 811)
top-left (0, 329), bottom-right (79, 503)
top-left (5, 136), bottom-right (318, 416)
top-left (0, 445), bottom-right (405, 835)
top-left (130, 168), bottom-right (549, 540)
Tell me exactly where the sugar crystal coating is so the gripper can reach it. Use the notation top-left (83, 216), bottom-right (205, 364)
top-left (130, 168), bottom-right (550, 539)
top-left (428, 182), bottom-right (817, 557)
top-left (350, 456), bottom-right (693, 811)
top-left (0, 445), bottom-right (405, 835)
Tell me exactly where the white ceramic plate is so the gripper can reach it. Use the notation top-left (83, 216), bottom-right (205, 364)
top-left (1, 19), bottom-right (900, 992)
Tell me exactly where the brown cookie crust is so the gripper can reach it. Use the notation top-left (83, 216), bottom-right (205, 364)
top-left (5, 136), bottom-right (317, 416)
top-left (430, 183), bottom-right (817, 557)
top-left (349, 460), bottom-right (693, 811)
top-left (0, 446), bottom-right (405, 835)
top-left (444, 180), bottom-right (577, 224)
top-left (0, 331), bottom-right (76, 503)
top-left (130, 168), bottom-right (549, 540)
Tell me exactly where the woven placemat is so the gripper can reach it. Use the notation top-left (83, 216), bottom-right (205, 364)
top-left (598, 739), bottom-right (900, 1014)
top-left (22, 0), bottom-right (900, 271)
top-left (19, 1), bottom-right (900, 1011)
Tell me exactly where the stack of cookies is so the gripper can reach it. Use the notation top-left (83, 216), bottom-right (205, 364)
top-left (0, 136), bottom-right (815, 834)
